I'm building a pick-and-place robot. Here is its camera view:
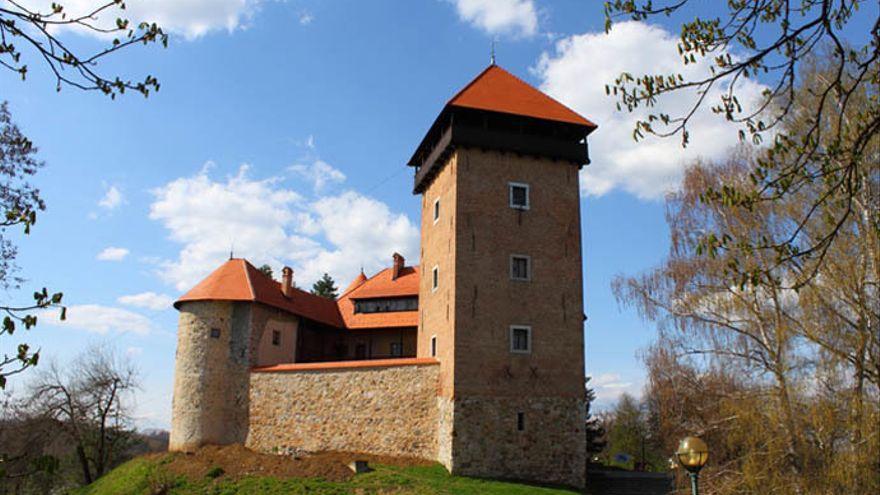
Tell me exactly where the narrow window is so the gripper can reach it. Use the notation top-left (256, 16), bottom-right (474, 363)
top-left (517, 412), bottom-right (525, 431)
top-left (430, 335), bottom-right (437, 357)
top-left (509, 182), bottom-right (530, 210)
top-left (510, 325), bottom-right (532, 354)
top-left (433, 198), bottom-right (440, 224)
top-left (510, 255), bottom-right (531, 281)
top-left (271, 330), bottom-right (281, 346)
top-left (390, 342), bottom-right (403, 357)
top-left (432, 266), bottom-right (439, 292)
top-left (209, 328), bottom-right (221, 339)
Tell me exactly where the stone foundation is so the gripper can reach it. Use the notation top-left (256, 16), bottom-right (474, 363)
top-left (246, 359), bottom-right (440, 459)
top-left (446, 396), bottom-right (586, 488)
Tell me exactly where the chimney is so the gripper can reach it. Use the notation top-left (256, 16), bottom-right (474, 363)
top-left (281, 266), bottom-right (293, 298)
top-left (392, 253), bottom-right (405, 280)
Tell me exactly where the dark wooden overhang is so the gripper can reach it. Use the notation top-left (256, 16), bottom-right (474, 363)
top-left (407, 106), bottom-right (596, 194)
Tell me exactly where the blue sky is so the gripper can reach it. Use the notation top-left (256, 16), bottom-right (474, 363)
top-left (3, 0), bottom-right (874, 428)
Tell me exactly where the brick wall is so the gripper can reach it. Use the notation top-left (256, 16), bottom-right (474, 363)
top-left (246, 360), bottom-right (440, 459)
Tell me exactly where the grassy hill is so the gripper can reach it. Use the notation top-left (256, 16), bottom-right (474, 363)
top-left (71, 448), bottom-right (580, 495)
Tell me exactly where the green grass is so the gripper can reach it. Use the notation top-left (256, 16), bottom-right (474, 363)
top-left (71, 455), bottom-right (581, 495)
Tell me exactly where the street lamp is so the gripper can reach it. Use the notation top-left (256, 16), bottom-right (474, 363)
top-left (676, 436), bottom-right (709, 495)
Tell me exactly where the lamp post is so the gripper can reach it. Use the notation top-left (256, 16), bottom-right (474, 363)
top-left (676, 436), bottom-right (709, 495)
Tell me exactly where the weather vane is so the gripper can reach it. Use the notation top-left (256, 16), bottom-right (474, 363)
top-left (490, 38), bottom-right (497, 65)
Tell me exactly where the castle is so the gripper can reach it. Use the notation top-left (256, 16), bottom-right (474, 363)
top-left (169, 64), bottom-right (596, 488)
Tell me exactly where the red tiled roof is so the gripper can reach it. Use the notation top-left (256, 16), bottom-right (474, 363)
top-left (337, 266), bottom-right (419, 329)
top-left (447, 65), bottom-right (596, 128)
top-left (176, 259), bottom-right (419, 331)
top-left (175, 259), bottom-right (343, 328)
top-left (340, 270), bottom-right (368, 297)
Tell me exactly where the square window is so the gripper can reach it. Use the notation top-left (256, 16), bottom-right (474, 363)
top-left (510, 255), bottom-right (531, 281)
top-left (509, 182), bottom-right (529, 210)
top-left (433, 198), bottom-right (440, 224)
top-left (510, 325), bottom-right (531, 353)
top-left (430, 335), bottom-right (437, 357)
top-left (210, 328), bottom-right (221, 339)
top-left (432, 266), bottom-right (439, 291)
top-left (390, 342), bottom-right (403, 357)
top-left (272, 330), bottom-right (281, 346)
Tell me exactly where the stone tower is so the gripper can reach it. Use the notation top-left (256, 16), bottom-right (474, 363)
top-left (169, 259), bottom-right (301, 452)
top-left (411, 65), bottom-right (596, 487)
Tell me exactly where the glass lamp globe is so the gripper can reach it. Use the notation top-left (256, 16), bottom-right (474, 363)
top-left (676, 436), bottom-right (709, 473)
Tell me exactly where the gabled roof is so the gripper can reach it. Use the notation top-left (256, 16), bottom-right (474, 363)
top-left (175, 259), bottom-right (343, 328)
top-left (447, 65), bottom-right (596, 128)
top-left (336, 266), bottom-right (419, 329)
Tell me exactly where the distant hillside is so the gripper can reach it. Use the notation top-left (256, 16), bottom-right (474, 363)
top-left (70, 445), bottom-right (580, 495)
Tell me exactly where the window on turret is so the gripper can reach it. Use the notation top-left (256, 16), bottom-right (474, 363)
top-left (517, 412), bottom-right (525, 431)
top-left (210, 328), bottom-right (221, 339)
top-left (271, 330), bottom-right (281, 346)
top-left (509, 182), bottom-right (530, 210)
top-left (510, 325), bottom-right (531, 354)
top-left (433, 198), bottom-right (440, 224)
top-left (432, 266), bottom-right (439, 291)
top-left (430, 335), bottom-right (437, 357)
top-left (510, 255), bottom-right (531, 281)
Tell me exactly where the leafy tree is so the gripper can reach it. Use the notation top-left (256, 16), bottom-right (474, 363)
top-left (0, 103), bottom-right (64, 389)
top-left (604, 1), bottom-right (879, 288)
top-left (1, 1), bottom-right (168, 97)
top-left (585, 377), bottom-right (607, 460)
top-left (311, 273), bottom-right (338, 299)
top-left (258, 264), bottom-right (274, 280)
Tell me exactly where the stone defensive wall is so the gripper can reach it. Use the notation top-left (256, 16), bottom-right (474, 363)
top-left (246, 358), bottom-right (441, 460)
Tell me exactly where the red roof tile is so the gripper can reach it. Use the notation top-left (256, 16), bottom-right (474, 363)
top-left (448, 65), bottom-right (596, 128)
top-left (336, 266), bottom-right (419, 329)
top-left (176, 259), bottom-right (420, 331)
top-left (175, 259), bottom-right (343, 328)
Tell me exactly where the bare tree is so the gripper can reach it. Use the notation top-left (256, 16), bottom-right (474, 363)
top-left (28, 345), bottom-right (139, 485)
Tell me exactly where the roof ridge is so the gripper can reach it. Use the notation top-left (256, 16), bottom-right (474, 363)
top-left (240, 259), bottom-right (258, 301)
top-left (445, 64), bottom-right (497, 106)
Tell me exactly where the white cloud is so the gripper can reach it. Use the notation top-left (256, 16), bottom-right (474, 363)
top-left (534, 21), bottom-right (768, 199)
top-left (450, 0), bottom-right (538, 38)
top-left (118, 292), bottom-right (175, 311)
top-left (125, 346), bottom-right (144, 357)
top-left (98, 184), bottom-right (123, 210)
top-left (289, 160), bottom-right (346, 192)
top-left (298, 11), bottom-right (314, 25)
top-left (590, 372), bottom-right (641, 404)
top-left (15, 0), bottom-right (264, 40)
top-left (41, 304), bottom-right (153, 336)
top-left (149, 164), bottom-right (418, 292)
top-left (96, 246), bottom-right (129, 261)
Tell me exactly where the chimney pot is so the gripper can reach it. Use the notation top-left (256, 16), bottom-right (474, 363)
top-left (392, 253), bottom-right (405, 280)
top-left (281, 266), bottom-right (294, 298)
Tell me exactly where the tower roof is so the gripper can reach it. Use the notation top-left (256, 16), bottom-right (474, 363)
top-left (175, 258), bottom-right (343, 328)
top-left (447, 65), bottom-right (596, 128)
top-left (336, 266), bottom-right (419, 329)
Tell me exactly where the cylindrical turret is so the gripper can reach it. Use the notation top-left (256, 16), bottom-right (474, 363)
top-left (169, 300), bottom-right (253, 452)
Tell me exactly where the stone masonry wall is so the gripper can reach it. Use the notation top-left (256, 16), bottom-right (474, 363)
top-left (246, 362), bottom-right (440, 459)
top-left (450, 396), bottom-right (586, 488)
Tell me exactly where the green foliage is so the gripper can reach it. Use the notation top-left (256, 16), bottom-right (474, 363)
top-left (71, 456), bottom-right (580, 495)
top-left (0, 1), bottom-right (167, 97)
top-left (604, 0), bottom-right (879, 288)
top-left (0, 102), bottom-right (65, 389)
top-left (311, 273), bottom-right (339, 299)
top-left (258, 264), bottom-right (274, 280)
top-left (584, 377), bottom-right (606, 458)
top-left (205, 466), bottom-right (224, 479)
